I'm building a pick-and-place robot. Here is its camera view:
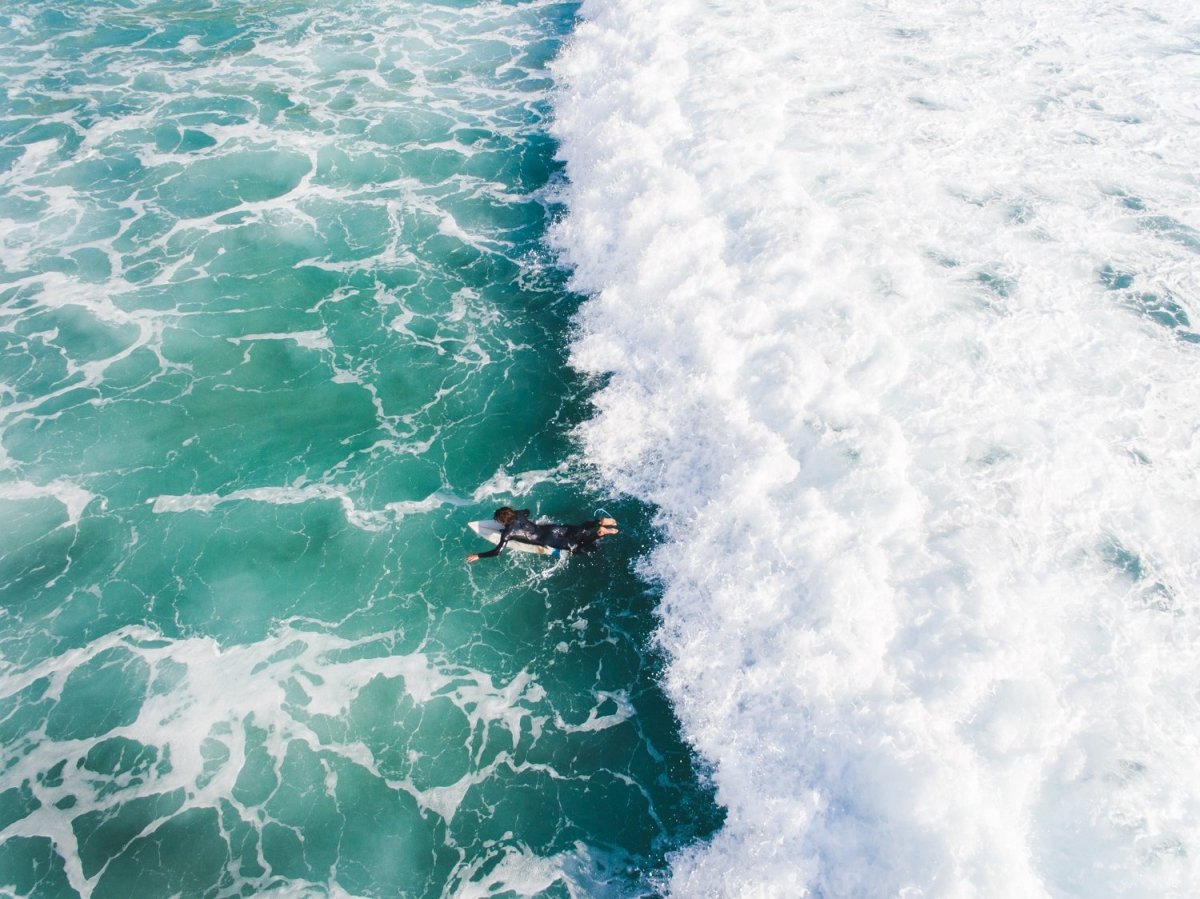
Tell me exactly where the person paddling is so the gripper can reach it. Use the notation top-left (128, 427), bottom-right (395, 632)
top-left (466, 507), bottom-right (618, 562)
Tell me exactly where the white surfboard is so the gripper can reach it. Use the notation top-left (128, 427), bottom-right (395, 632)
top-left (467, 519), bottom-right (571, 557)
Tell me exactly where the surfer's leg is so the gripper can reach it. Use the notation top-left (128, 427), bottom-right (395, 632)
top-left (569, 530), bottom-right (603, 554)
top-left (562, 523), bottom-right (595, 542)
top-left (577, 520), bottom-right (618, 537)
top-left (538, 524), bottom-right (576, 550)
top-left (574, 522), bottom-right (618, 548)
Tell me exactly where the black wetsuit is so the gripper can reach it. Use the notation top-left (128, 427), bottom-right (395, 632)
top-left (475, 509), bottom-right (602, 559)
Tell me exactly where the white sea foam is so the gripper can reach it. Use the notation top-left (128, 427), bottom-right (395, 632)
top-left (553, 0), bottom-right (1200, 895)
top-left (149, 486), bottom-right (464, 530)
top-left (0, 625), bottom-right (551, 897)
top-left (472, 465), bottom-right (568, 502)
top-left (0, 479), bottom-right (101, 528)
top-left (227, 331), bottom-right (334, 352)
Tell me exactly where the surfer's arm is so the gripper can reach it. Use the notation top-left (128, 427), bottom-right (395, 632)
top-left (466, 530), bottom-right (510, 562)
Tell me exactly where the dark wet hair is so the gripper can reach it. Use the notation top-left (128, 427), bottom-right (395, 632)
top-left (493, 506), bottom-right (516, 525)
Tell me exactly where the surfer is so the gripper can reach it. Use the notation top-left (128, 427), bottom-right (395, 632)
top-left (466, 507), bottom-right (618, 562)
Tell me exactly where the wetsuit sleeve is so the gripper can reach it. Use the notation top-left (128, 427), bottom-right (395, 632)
top-left (475, 527), bottom-right (510, 559)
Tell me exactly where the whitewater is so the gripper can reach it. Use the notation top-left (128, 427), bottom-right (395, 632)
top-left (552, 0), bottom-right (1200, 896)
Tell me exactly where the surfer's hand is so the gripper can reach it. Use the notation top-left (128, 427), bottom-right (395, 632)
top-left (466, 554), bottom-right (480, 563)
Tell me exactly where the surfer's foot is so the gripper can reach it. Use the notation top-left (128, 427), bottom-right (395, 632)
top-left (598, 526), bottom-right (618, 537)
top-left (600, 517), bottom-right (617, 527)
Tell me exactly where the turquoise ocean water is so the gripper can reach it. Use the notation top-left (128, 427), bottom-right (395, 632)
top-left (0, 2), bottom-right (721, 896)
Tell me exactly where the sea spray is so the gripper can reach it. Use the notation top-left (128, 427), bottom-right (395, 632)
top-left (553, 0), bottom-right (1200, 895)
